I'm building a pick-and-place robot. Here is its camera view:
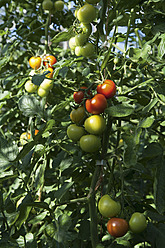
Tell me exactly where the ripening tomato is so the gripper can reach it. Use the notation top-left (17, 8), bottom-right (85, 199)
top-left (42, 68), bottom-right (54, 79)
top-left (25, 80), bottom-right (38, 93)
top-left (80, 134), bottom-right (101, 153)
top-left (29, 56), bottom-right (41, 69)
top-left (67, 124), bottom-right (85, 142)
top-left (129, 212), bottom-right (147, 233)
top-left (107, 218), bottom-right (129, 238)
top-left (98, 195), bottom-right (121, 218)
top-left (85, 94), bottom-right (107, 115)
top-left (70, 106), bottom-right (87, 124)
top-left (20, 129), bottom-right (39, 145)
top-left (43, 55), bottom-right (57, 68)
top-left (97, 80), bottom-right (116, 99)
top-left (73, 86), bottom-right (91, 104)
top-left (84, 115), bottom-right (106, 135)
top-left (77, 4), bottom-right (96, 24)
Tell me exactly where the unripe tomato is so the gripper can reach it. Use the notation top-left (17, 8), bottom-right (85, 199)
top-left (85, 94), bottom-right (107, 115)
top-left (129, 212), bottom-right (147, 233)
top-left (40, 79), bottom-right (53, 91)
top-left (69, 37), bottom-right (76, 51)
top-left (80, 134), bottom-right (101, 153)
top-left (98, 195), bottom-right (121, 218)
top-left (75, 46), bottom-right (83, 56)
top-left (80, 23), bottom-right (92, 37)
top-left (42, 0), bottom-right (53, 11)
top-left (73, 86), bottom-right (91, 104)
top-left (107, 218), bottom-right (129, 238)
top-left (81, 42), bottom-right (95, 57)
top-left (54, 0), bottom-right (64, 11)
top-left (84, 115), bottom-right (106, 135)
top-left (75, 33), bottom-right (87, 46)
top-left (67, 124), bottom-right (85, 142)
top-left (97, 80), bottom-right (116, 99)
top-left (29, 56), bottom-right (41, 70)
top-left (37, 87), bottom-right (49, 97)
top-left (77, 4), bottom-right (96, 24)
top-left (25, 80), bottom-right (38, 93)
top-left (43, 55), bottom-right (57, 68)
top-left (70, 106), bottom-right (86, 124)
top-left (85, 0), bottom-right (100, 4)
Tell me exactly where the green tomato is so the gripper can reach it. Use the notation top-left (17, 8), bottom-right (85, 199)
top-left (54, 0), bottom-right (64, 11)
top-left (77, 4), bottom-right (96, 24)
top-left (75, 46), bottom-right (83, 56)
top-left (85, 0), bottom-right (100, 4)
top-left (69, 37), bottom-right (76, 51)
top-left (81, 42), bottom-right (95, 57)
top-left (70, 106), bottom-right (86, 125)
top-left (75, 33), bottom-right (87, 46)
top-left (40, 79), bottom-right (53, 91)
top-left (84, 115), bottom-right (106, 135)
top-left (98, 194), bottom-right (121, 218)
top-left (80, 134), bottom-right (101, 153)
top-left (129, 212), bottom-right (147, 233)
top-left (42, 0), bottom-right (53, 11)
top-left (80, 23), bottom-right (92, 37)
top-left (67, 124), bottom-right (85, 142)
top-left (25, 80), bottom-right (38, 93)
top-left (37, 87), bottom-right (49, 97)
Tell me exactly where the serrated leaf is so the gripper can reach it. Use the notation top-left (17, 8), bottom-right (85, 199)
top-left (105, 104), bottom-right (134, 117)
top-left (51, 27), bottom-right (74, 43)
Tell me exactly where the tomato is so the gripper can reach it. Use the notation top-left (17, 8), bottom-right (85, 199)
top-left (77, 4), bottom-right (96, 24)
top-left (97, 80), bottom-right (116, 99)
top-left (25, 80), bottom-right (38, 93)
top-left (42, 0), bottom-right (53, 11)
top-left (107, 218), bottom-right (129, 238)
top-left (80, 134), bottom-right (101, 153)
top-left (129, 212), bottom-right (147, 233)
top-left (69, 37), bottom-right (76, 51)
top-left (80, 23), bottom-right (92, 37)
top-left (42, 68), bottom-right (54, 79)
top-left (85, 0), bottom-right (100, 4)
top-left (85, 94), bottom-right (107, 115)
top-left (37, 87), bottom-right (49, 97)
top-left (67, 124), bottom-right (85, 142)
top-left (75, 46), bottom-right (83, 56)
top-left (29, 56), bottom-right (41, 70)
top-left (84, 115), bottom-right (106, 135)
top-left (75, 33), bottom-right (87, 46)
top-left (81, 42), bottom-right (95, 57)
top-left (70, 106), bottom-right (86, 124)
top-left (43, 55), bottom-right (57, 68)
top-left (73, 86), bottom-right (91, 104)
top-left (98, 195), bottom-right (121, 218)
top-left (40, 79), bottom-right (53, 91)
top-left (20, 130), bottom-right (38, 145)
top-left (54, 0), bottom-right (64, 11)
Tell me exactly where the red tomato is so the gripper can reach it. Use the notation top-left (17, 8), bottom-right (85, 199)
top-left (43, 55), bottom-right (57, 68)
top-left (29, 56), bottom-right (41, 69)
top-left (73, 87), bottom-right (91, 104)
top-left (97, 80), bottom-right (116, 99)
top-left (107, 218), bottom-right (129, 238)
top-left (85, 94), bottom-right (107, 114)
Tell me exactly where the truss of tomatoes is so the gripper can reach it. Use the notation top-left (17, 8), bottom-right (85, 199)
top-left (67, 79), bottom-right (116, 153)
top-left (25, 54), bottom-right (57, 98)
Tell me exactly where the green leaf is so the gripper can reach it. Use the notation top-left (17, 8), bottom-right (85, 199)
top-left (18, 95), bottom-right (44, 117)
top-left (54, 182), bottom-right (74, 201)
top-left (51, 27), bottom-right (74, 43)
top-left (146, 222), bottom-right (165, 248)
top-left (122, 134), bottom-right (137, 167)
top-left (139, 115), bottom-right (155, 128)
top-left (105, 104), bottom-right (134, 117)
top-left (158, 34), bottom-right (165, 59)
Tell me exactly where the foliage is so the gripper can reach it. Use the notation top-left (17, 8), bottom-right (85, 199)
top-left (0, 0), bottom-right (165, 247)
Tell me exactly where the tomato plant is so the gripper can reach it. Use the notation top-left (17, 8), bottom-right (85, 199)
top-left (98, 195), bottom-right (121, 218)
top-left (129, 212), bottom-right (147, 233)
top-left (85, 94), bottom-right (107, 114)
top-left (77, 4), bottom-right (96, 24)
top-left (79, 134), bottom-right (101, 153)
top-left (107, 218), bottom-right (129, 238)
top-left (97, 80), bottom-right (116, 99)
top-left (67, 124), bottom-right (85, 142)
top-left (70, 106), bottom-right (86, 124)
top-left (43, 55), bottom-right (57, 68)
top-left (84, 115), bottom-right (106, 135)
top-left (29, 56), bottom-right (41, 69)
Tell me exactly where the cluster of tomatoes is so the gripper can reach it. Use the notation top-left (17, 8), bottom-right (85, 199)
top-left (67, 79), bottom-right (116, 153)
top-left (69, 0), bottom-right (100, 57)
top-left (98, 195), bottom-right (147, 238)
top-left (25, 54), bottom-right (57, 98)
top-left (42, 0), bottom-right (64, 12)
